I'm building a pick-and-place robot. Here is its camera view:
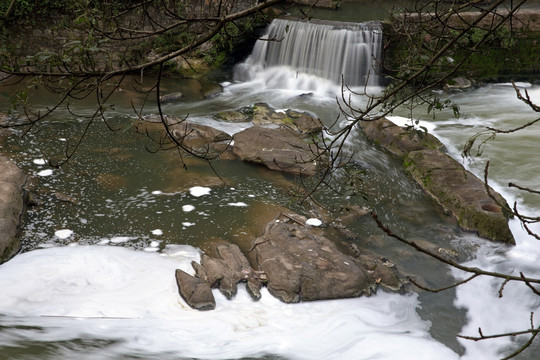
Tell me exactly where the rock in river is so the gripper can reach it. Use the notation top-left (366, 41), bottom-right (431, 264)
top-left (232, 126), bottom-right (323, 176)
top-left (249, 214), bottom-right (374, 303)
top-left (175, 269), bottom-right (216, 311)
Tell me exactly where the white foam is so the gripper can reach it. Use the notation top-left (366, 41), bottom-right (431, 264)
top-left (0, 246), bottom-right (458, 360)
top-left (151, 190), bottom-right (163, 195)
top-left (54, 229), bottom-right (73, 239)
top-left (37, 169), bottom-right (54, 177)
top-left (110, 236), bottom-right (132, 244)
top-left (306, 218), bottom-right (322, 226)
top-left (151, 229), bottom-right (163, 236)
top-left (33, 158), bottom-right (47, 165)
top-left (182, 204), bottom-right (195, 212)
top-left (227, 202), bottom-right (248, 207)
top-left (182, 222), bottom-right (195, 227)
top-left (386, 115), bottom-right (437, 132)
top-left (189, 186), bottom-right (211, 197)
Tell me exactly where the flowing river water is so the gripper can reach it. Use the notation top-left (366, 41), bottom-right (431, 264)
top-left (1, 7), bottom-right (540, 360)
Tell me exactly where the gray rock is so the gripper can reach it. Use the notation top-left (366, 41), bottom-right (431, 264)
top-left (175, 269), bottom-right (216, 311)
top-left (214, 110), bottom-right (250, 123)
top-left (197, 243), bottom-right (262, 301)
top-left (444, 77), bottom-right (473, 91)
top-left (251, 103), bottom-right (322, 134)
top-left (361, 117), bottom-right (514, 244)
top-left (137, 116), bottom-right (232, 157)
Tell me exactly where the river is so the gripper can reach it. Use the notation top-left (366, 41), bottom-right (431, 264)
top-left (1, 7), bottom-right (540, 360)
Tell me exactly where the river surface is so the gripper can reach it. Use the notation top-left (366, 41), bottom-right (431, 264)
top-left (1, 9), bottom-right (540, 360)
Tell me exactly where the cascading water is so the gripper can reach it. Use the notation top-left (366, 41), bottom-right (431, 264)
top-left (233, 18), bottom-right (383, 89)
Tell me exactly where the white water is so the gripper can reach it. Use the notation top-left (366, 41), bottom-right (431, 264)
top-left (422, 84), bottom-right (540, 359)
top-left (0, 245), bottom-right (458, 360)
top-left (233, 19), bottom-right (382, 88)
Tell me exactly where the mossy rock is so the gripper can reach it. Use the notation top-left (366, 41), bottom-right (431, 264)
top-left (360, 118), bottom-right (445, 158)
top-left (404, 149), bottom-right (514, 244)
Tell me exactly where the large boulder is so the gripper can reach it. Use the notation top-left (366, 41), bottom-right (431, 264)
top-left (232, 126), bottom-right (323, 176)
top-left (361, 117), bottom-right (514, 244)
top-left (252, 103), bottom-right (322, 134)
top-left (249, 214), bottom-right (375, 303)
top-left (404, 149), bottom-right (514, 244)
top-left (0, 156), bottom-right (27, 264)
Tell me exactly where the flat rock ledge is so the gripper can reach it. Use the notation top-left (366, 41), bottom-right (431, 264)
top-left (139, 103), bottom-right (326, 176)
top-left (360, 117), bottom-right (514, 244)
top-left (175, 213), bottom-right (405, 310)
top-left (0, 156), bottom-right (27, 264)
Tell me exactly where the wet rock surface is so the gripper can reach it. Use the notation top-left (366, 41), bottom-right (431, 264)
top-left (232, 126), bottom-right (322, 176)
top-left (0, 156), bottom-right (27, 264)
top-left (175, 269), bottom-right (216, 311)
top-left (194, 242), bottom-right (263, 301)
top-left (361, 117), bottom-right (514, 244)
top-left (176, 212), bottom-right (407, 310)
top-left (249, 214), bottom-right (375, 303)
top-left (139, 104), bottom-right (325, 175)
top-left (360, 117), bottom-right (445, 157)
top-left (404, 149), bottom-right (514, 244)
top-left (137, 115), bottom-right (233, 157)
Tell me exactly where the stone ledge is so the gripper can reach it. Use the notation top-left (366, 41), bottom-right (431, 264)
top-left (361, 118), bottom-right (515, 244)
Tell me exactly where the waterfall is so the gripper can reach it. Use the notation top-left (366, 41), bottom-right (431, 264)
top-left (234, 18), bottom-right (383, 87)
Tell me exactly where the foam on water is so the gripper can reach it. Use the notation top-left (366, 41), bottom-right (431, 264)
top-left (422, 84), bottom-right (540, 359)
top-left (0, 245), bottom-right (458, 360)
top-left (37, 169), bottom-right (54, 177)
top-left (190, 186), bottom-right (212, 197)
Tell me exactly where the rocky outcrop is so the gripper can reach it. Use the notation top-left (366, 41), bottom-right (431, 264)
top-left (232, 126), bottom-right (322, 176)
top-left (404, 149), bottom-right (514, 244)
top-left (249, 213), bottom-right (375, 303)
top-left (139, 104), bottom-right (326, 176)
top-left (175, 269), bottom-right (216, 311)
top-left (136, 115), bottom-right (233, 157)
top-left (360, 117), bottom-right (445, 157)
top-left (361, 117), bottom-right (514, 244)
top-left (251, 103), bottom-right (323, 134)
top-left (176, 211), bottom-right (407, 310)
top-left (193, 242), bottom-right (264, 301)
top-left (0, 156), bottom-right (27, 264)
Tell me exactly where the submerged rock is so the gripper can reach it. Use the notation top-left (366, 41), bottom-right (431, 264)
top-left (0, 156), bottom-right (26, 264)
top-left (159, 92), bottom-right (183, 103)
